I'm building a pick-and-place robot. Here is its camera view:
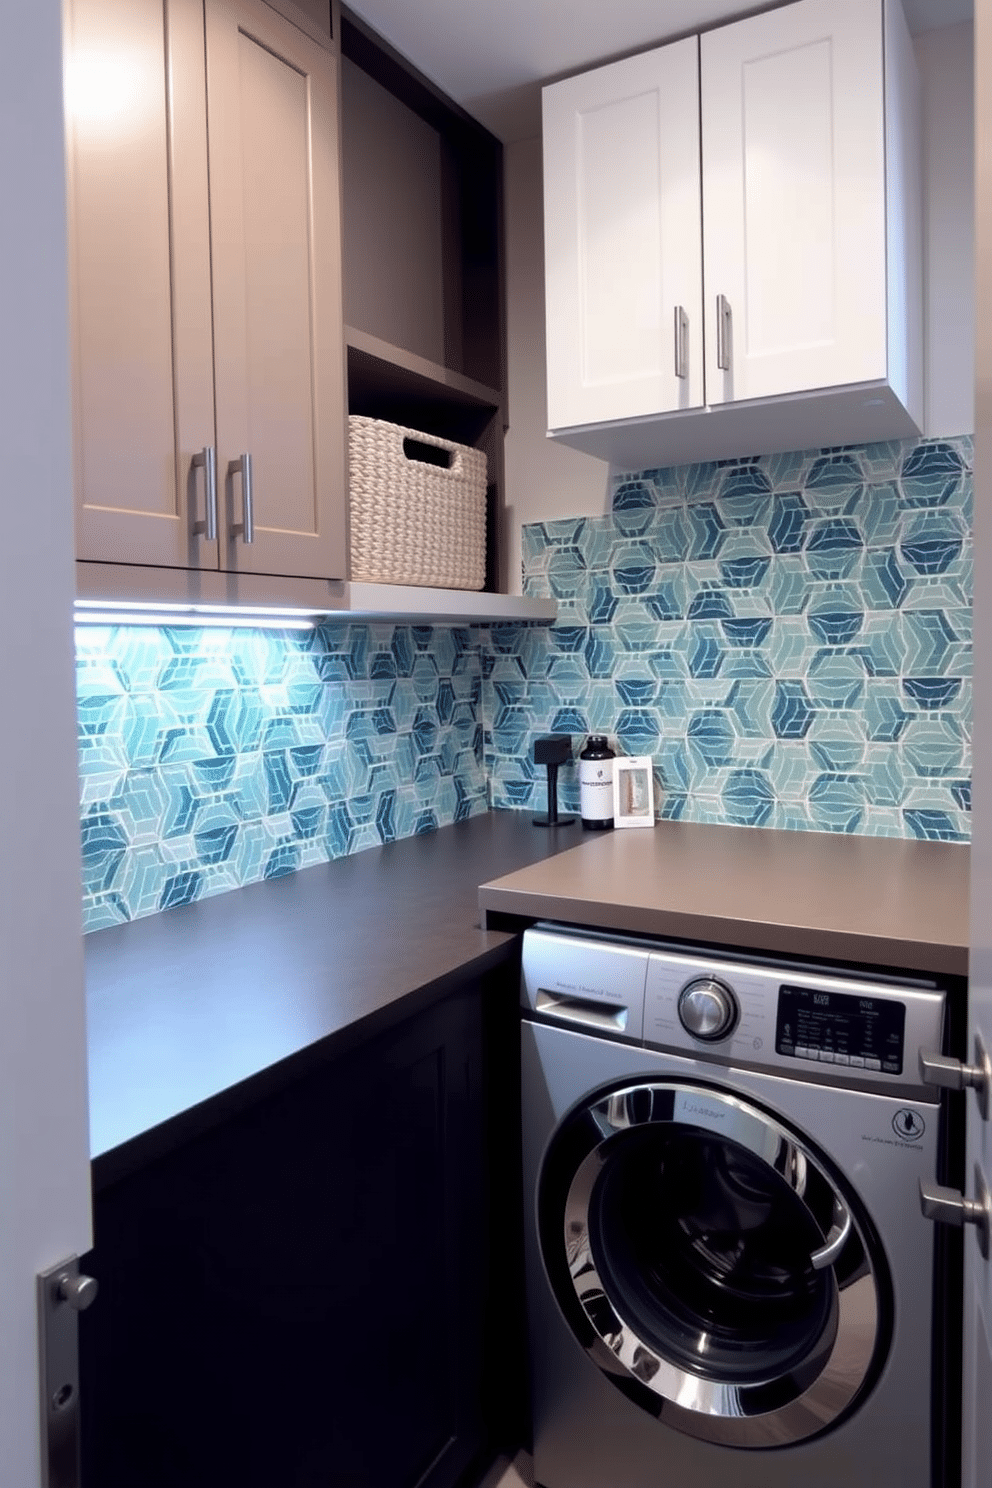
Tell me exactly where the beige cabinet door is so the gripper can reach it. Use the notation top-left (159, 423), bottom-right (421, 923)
top-left (65, 0), bottom-right (218, 569)
top-left (205, 0), bottom-right (347, 580)
top-left (542, 36), bottom-right (704, 431)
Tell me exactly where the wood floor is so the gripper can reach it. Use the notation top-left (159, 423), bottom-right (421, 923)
top-left (495, 1461), bottom-right (530, 1488)
top-left (477, 1450), bottom-right (532, 1488)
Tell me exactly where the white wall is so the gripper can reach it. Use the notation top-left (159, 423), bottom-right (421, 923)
top-left (916, 20), bottom-right (975, 436)
top-left (502, 19), bottom-right (976, 589)
top-left (502, 134), bottom-right (610, 594)
top-left (965, 3), bottom-right (992, 1480)
top-left (0, 0), bottom-right (93, 1480)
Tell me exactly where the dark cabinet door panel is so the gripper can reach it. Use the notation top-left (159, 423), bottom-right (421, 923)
top-left (80, 983), bottom-right (501, 1488)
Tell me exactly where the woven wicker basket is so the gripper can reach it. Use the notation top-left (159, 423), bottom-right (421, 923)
top-left (348, 415), bottom-right (487, 591)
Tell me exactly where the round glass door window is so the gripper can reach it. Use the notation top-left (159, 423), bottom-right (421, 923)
top-left (539, 1082), bottom-right (890, 1448)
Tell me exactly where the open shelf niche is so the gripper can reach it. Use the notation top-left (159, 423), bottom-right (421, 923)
top-left (339, 8), bottom-right (534, 608)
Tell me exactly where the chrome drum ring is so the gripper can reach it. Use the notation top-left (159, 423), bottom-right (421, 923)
top-left (551, 1080), bottom-right (886, 1448)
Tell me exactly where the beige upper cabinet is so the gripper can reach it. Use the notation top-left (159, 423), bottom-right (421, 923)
top-left (66, 0), bottom-right (346, 581)
top-left (542, 0), bottom-right (923, 471)
top-left (205, 0), bottom-right (345, 579)
top-left (65, 0), bottom-right (215, 570)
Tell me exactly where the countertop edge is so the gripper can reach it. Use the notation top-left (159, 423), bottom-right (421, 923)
top-left (478, 886), bottom-right (967, 978)
top-left (86, 811), bottom-right (582, 1169)
top-left (90, 936), bottom-right (519, 1189)
top-left (88, 813), bottom-right (969, 1177)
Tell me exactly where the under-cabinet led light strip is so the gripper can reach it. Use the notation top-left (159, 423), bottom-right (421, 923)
top-left (73, 599), bottom-right (319, 630)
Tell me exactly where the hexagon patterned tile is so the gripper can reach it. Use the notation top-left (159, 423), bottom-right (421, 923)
top-left (77, 622), bottom-right (489, 931)
top-left (76, 434), bottom-right (972, 934)
top-left (483, 435), bottom-right (972, 845)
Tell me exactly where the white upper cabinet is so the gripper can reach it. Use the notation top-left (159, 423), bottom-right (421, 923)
top-left (702, 0), bottom-right (888, 403)
top-left (543, 0), bottom-right (923, 470)
top-left (543, 37), bottom-right (704, 430)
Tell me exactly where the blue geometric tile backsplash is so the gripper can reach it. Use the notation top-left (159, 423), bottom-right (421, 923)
top-left (484, 435), bottom-right (972, 842)
top-left (77, 622), bottom-right (488, 931)
top-left (76, 434), bottom-right (972, 933)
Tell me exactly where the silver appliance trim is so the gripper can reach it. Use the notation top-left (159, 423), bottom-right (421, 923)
top-left (522, 929), bottom-right (650, 1041)
top-left (556, 1078), bottom-right (882, 1448)
top-left (522, 925), bottom-right (946, 1098)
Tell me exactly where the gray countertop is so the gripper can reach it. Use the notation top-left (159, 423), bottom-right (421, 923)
top-left (479, 818), bottom-right (969, 977)
top-left (85, 810), bottom-right (582, 1161)
top-left (87, 810), bottom-right (969, 1168)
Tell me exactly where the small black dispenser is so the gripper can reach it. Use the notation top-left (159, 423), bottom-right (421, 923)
top-left (533, 735), bottom-right (576, 828)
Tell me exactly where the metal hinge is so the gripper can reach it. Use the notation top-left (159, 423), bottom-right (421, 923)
top-left (920, 1167), bottom-right (992, 1261)
top-left (37, 1255), bottom-right (98, 1488)
top-left (919, 1031), bottom-right (992, 1121)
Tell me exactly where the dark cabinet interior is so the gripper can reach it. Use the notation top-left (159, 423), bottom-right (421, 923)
top-left (339, 6), bottom-right (506, 592)
top-left (79, 967), bottom-right (524, 1488)
top-left (339, 9), bottom-right (503, 393)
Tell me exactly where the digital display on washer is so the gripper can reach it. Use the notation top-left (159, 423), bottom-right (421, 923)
top-left (775, 985), bottom-right (905, 1074)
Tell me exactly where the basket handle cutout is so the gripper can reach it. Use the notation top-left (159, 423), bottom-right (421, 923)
top-left (402, 436), bottom-right (454, 469)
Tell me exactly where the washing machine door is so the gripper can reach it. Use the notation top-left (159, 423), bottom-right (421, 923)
top-left (539, 1079), bottom-right (890, 1448)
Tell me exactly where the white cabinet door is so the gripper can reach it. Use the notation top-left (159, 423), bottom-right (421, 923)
top-left (543, 37), bottom-right (703, 432)
top-left (964, 897), bottom-right (992, 1484)
top-left (963, 17), bottom-right (992, 1483)
top-left (2, 6), bottom-right (92, 1481)
top-left (701, 0), bottom-right (888, 406)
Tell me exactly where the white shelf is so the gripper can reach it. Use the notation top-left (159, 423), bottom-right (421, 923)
top-left (341, 582), bottom-right (554, 623)
top-left (75, 562), bottom-right (555, 625)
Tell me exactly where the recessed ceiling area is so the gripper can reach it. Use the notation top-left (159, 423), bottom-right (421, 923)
top-left (344, 0), bottom-right (974, 139)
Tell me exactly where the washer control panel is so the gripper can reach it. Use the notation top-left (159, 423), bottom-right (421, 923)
top-left (776, 984), bottom-right (906, 1074)
top-left (521, 924), bottom-right (945, 1094)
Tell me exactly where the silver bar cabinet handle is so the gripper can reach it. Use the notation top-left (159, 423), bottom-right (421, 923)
top-left (920, 1167), bottom-right (991, 1259)
top-left (674, 305), bottom-right (688, 380)
top-left (716, 293), bottom-right (732, 372)
top-left (229, 452), bottom-right (254, 545)
top-left (191, 446), bottom-right (217, 541)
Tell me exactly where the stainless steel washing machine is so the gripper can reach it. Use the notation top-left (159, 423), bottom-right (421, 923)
top-left (521, 923), bottom-right (948, 1488)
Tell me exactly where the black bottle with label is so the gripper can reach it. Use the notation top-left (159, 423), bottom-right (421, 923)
top-left (579, 735), bottom-right (615, 830)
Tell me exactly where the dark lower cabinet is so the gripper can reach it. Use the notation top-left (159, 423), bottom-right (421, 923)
top-left (80, 970), bottom-right (521, 1488)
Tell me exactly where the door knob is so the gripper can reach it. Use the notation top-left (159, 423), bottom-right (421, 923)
top-left (919, 1166), bottom-right (991, 1259)
top-left (919, 1032), bottom-right (991, 1119)
top-left (57, 1273), bottom-right (99, 1311)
